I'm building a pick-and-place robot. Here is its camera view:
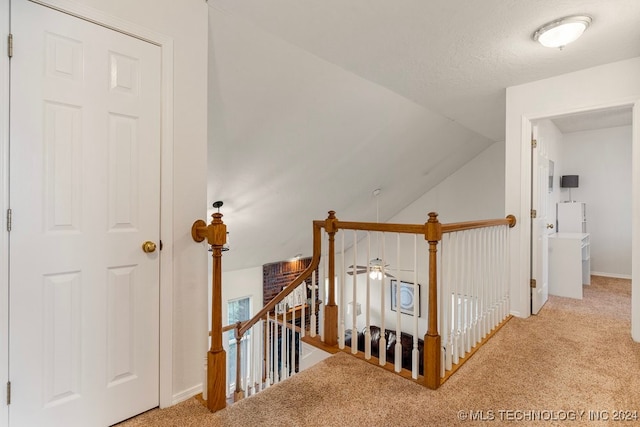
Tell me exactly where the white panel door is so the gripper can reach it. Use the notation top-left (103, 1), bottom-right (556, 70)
top-left (531, 126), bottom-right (551, 315)
top-left (9, 1), bottom-right (161, 426)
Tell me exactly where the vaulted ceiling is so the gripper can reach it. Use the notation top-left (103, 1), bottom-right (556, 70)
top-left (206, 0), bottom-right (640, 271)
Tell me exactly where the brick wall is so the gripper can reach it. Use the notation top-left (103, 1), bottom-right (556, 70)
top-left (262, 257), bottom-right (317, 305)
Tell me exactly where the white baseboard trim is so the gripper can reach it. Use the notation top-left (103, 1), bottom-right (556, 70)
top-left (172, 384), bottom-right (202, 406)
top-left (591, 272), bottom-right (632, 280)
top-left (509, 309), bottom-right (524, 318)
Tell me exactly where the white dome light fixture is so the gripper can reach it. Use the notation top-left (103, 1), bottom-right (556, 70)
top-left (533, 15), bottom-right (592, 49)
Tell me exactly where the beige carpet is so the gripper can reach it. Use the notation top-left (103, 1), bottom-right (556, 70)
top-left (118, 276), bottom-right (640, 426)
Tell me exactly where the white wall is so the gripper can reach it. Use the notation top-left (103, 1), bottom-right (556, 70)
top-left (392, 140), bottom-right (505, 224)
top-left (505, 57), bottom-right (640, 340)
top-left (560, 126), bottom-right (632, 277)
top-left (0, 0), bottom-right (209, 410)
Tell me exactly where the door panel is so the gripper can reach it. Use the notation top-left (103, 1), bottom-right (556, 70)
top-left (9, 1), bottom-right (161, 425)
top-left (531, 125), bottom-right (551, 314)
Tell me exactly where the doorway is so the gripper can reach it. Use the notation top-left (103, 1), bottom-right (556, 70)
top-left (504, 58), bottom-right (640, 340)
top-left (531, 107), bottom-right (632, 312)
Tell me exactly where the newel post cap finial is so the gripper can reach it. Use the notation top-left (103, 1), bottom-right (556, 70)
top-left (325, 210), bottom-right (338, 233)
top-left (210, 211), bottom-right (223, 224)
top-left (426, 212), bottom-right (442, 242)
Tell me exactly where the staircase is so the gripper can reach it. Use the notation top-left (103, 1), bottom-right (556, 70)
top-left (192, 210), bottom-right (516, 412)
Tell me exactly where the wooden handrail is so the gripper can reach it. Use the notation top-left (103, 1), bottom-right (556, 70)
top-left (441, 214), bottom-right (516, 233)
top-left (315, 214), bottom-right (516, 235)
top-left (237, 215), bottom-right (325, 337)
top-left (332, 221), bottom-right (427, 234)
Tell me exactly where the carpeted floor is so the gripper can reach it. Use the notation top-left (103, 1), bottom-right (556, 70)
top-left (118, 276), bottom-right (640, 426)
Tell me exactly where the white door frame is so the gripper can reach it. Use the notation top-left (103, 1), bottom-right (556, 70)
top-left (1, 0), bottom-right (10, 425)
top-left (505, 58), bottom-right (640, 340)
top-left (522, 100), bottom-right (640, 310)
top-left (0, 0), bottom-right (175, 419)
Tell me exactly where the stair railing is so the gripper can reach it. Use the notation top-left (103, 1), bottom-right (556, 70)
top-left (192, 210), bottom-right (516, 412)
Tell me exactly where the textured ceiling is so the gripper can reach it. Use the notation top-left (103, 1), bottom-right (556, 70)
top-left (206, 1), bottom-right (640, 271)
top-left (551, 106), bottom-right (633, 134)
top-left (209, 0), bottom-right (640, 141)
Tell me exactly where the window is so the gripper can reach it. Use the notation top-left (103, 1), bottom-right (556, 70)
top-left (227, 297), bottom-right (251, 395)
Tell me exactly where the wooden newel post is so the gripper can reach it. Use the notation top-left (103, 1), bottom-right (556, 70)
top-left (191, 212), bottom-right (227, 412)
top-left (324, 211), bottom-right (339, 346)
top-left (424, 212), bottom-right (442, 390)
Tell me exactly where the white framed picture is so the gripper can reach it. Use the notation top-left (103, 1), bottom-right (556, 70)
top-left (390, 279), bottom-right (421, 317)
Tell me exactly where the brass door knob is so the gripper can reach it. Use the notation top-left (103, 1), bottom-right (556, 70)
top-left (142, 241), bottom-right (157, 253)
top-left (546, 224), bottom-right (554, 229)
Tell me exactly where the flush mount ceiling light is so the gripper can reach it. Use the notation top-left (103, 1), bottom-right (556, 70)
top-left (532, 15), bottom-right (592, 49)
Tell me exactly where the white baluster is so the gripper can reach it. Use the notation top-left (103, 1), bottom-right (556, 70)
top-left (470, 229), bottom-right (478, 349)
top-left (364, 232), bottom-right (371, 360)
top-left (351, 230), bottom-right (358, 355)
top-left (479, 229), bottom-right (491, 339)
top-left (310, 271), bottom-right (316, 338)
top-left (378, 233), bottom-right (386, 366)
top-left (412, 234), bottom-right (419, 379)
top-left (498, 227), bottom-right (504, 320)
top-left (301, 284), bottom-right (306, 339)
top-left (394, 233), bottom-right (401, 373)
top-left (282, 305), bottom-right (288, 380)
top-left (319, 231), bottom-right (326, 341)
top-left (489, 227), bottom-right (496, 330)
top-left (471, 229), bottom-right (477, 350)
top-left (442, 233), bottom-right (452, 372)
top-left (505, 224), bottom-right (511, 314)
top-left (267, 317), bottom-right (272, 385)
top-left (452, 231), bottom-right (460, 366)
top-left (463, 230), bottom-right (471, 355)
top-left (274, 308), bottom-right (280, 384)
top-left (265, 315), bottom-right (271, 388)
top-left (339, 232), bottom-right (345, 349)
top-left (484, 229), bottom-right (496, 333)
top-left (289, 315), bottom-right (295, 377)
top-left (257, 321), bottom-right (264, 392)
top-left (501, 226), bottom-right (508, 319)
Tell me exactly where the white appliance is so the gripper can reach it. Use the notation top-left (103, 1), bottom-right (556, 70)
top-left (556, 202), bottom-right (586, 233)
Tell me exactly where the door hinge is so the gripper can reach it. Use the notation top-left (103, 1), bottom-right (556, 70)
top-left (530, 209), bottom-right (537, 219)
top-left (7, 33), bottom-right (13, 58)
top-left (531, 138), bottom-right (537, 148)
top-left (530, 279), bottom-right (537, 288)
top-left (6, 381), bottom-right (10, 405)
top-left (6, 208), bottom-right (12, 232)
